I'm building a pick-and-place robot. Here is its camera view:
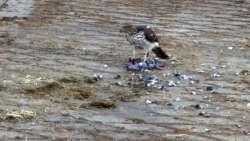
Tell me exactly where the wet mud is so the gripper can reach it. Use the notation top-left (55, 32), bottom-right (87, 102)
top-left (0, 0), bottom-right (250, 140)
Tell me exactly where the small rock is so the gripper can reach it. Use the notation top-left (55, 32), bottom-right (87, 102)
top-left (204, 128), bottom-right (211, 132)
top-left (170, 60), bottom-right (177, 64)
top-left (190, 80), bottom-right (195, 84)
top-left (173, 71), bottom-right (193, 80)
top-left (114, 81), bottom-right (123, 86)
top-left (158, 85), bottom-right (166, 91)
top-left (173, 71), bottom-right (181, 79)
top-left (194, 104), bottom-right (203, 110)
top-left (199, 111), bottom-right (210, 118)
top-left (181, 75), bottom-right (192, 80)
top-left (113, 74), bottom-right (121, 79)
top-left (145, 100), bottom-right (152, 104)
top-left (93, 74), bottom-right (103, 81)
top-left (206, 86), bottom-right (214, 92)
top-left (191, 91), bottom-right (196, 95)
top-left (103, 64), bottom-right (108, 68)
top-left (138, 74), bottom-right (144, 81)
top-left (175, 97), bottom-right (181, 102)
top-left (212, 66), bottom-right (217, 70)
top-left (213, 73), bottom-right (221, 78)
top-left (247, 103), bottom-right (250, 109)
top-left (162, 73), bottom-right (168, 78)
top-left (168, 80), bottom-right (177, 87)
top-left (144, 76), bottom-right (160, 87)
top-left (234, 124), bottom-right (241, 128)
top-left (227, 46), bottom-right (234, 50)
top-left (167, 103), bottom-right (173, 106)
top-left (240, 70), bottom-right (249, 75)
top-left (197, 69), bottom-right (205, 73)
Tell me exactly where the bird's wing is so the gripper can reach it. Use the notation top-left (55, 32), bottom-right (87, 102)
top-left (144, 28), bottom-right (159, 42)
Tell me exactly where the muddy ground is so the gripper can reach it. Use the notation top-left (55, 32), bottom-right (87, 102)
top-left (0, 0), bottom-right (250, 140)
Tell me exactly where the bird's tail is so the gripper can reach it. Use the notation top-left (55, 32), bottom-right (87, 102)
top-left (152, 47), bottom-right (169, 59)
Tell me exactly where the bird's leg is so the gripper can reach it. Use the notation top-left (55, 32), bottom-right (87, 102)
top-left (147, 51), bottom-right (150, 58)
top-left (144, 50), bottom-right (149, 62)
top-left (133, 47), bottom-right (136, 59)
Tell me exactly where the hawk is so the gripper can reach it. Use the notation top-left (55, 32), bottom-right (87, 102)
top-left (120, 24), bottom-right (169, 61)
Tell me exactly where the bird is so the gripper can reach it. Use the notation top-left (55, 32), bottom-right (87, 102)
top-left (120, 24), bottom-right (169, 61)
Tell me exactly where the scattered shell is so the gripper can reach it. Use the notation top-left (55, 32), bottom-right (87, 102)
top-left (127, 58), bottom-right (161, 72)
top-left (247, 103), bottom-right (250, 109)
top-left (194, 104), bottom-right (203, 110)
top-left (204, 128), bottom-right (211, 132)
top-left (103, 64), bottom-right (108, 68)
top-left (158, 85), bottom-right (166, 91)
top-left (113, 74), bottom-right (121, 79)
top-left (234, 124), bottom-right (241, 128)
top-left (212, 73), bottom-right (221, 78)
top-left (144, 76), bottom-right (160, 87)
top-left (94, 74), bottom-right (103, 81)
top-left (191, 91), bottom-right (197, 95)
top-left (114, 81), bottom-right (123, 86)
top-left (205, 86), bottom-right (214, 93)
top-left (168, 80), bottom-right (177, 87)
top-left (175, 97), bottom-right (181, 101)
top-left (145, 100), bottom-right (152, 104)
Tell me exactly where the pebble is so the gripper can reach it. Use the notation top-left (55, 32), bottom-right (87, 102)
top-left (93, 74), bottom-right (103, 81)
top-left (199, 111), bottom-right (210, 118)
top-left (194, 104), bottom-right (203, 109)
top-left (234, 124), bottom-right (241, 128)
top-left (114, 81), bottom-right (123, 86)
top-left (235, 72), bottom-right (240, 75)
top-left (145, 100), bottom-right (152, 104)
top-left (103, 64), bottom-right (108, 68)
top-left (190, 80), bottom-right (195, 84)
top-left (247, 103), bottom-right (250, 109)
top-left (170, 59), bottom-right (177, 64)
top-left (113, 74), bottom-right (121, 79)
top-left (240, 70), bottom-right (249, 75)
top-left (138, 74), bottom-right (144, 81)
top-left (175, 97), bottom-right (181, 102)
top-left (191, 91), bottom-right (197, 95)
top-left (173, 71), bottom-right (193, 81)
top-left (206, 86), bottom-right (214, 92)
top-left (158, 85), bottom-right (166, 91)
top-left (213, 73), bottom-right (221, 78)
top-left (204, 128), bottom-right (211, 132)
top-left (168, 80), bottom-right (177, 87)
top-left (144, 76), bottom-right (160, 87)
top-left (127, 58), bottom-right (161, 72)
top-left (173, 71), bottom-right (181, 79)
top-left (197, 69), bottom-right (205, 73)
top-left (181, 75), bottom-right (192, 80)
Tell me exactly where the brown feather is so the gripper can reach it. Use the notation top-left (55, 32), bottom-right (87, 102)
top-left (152, 47), bottom-right (169, 59)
